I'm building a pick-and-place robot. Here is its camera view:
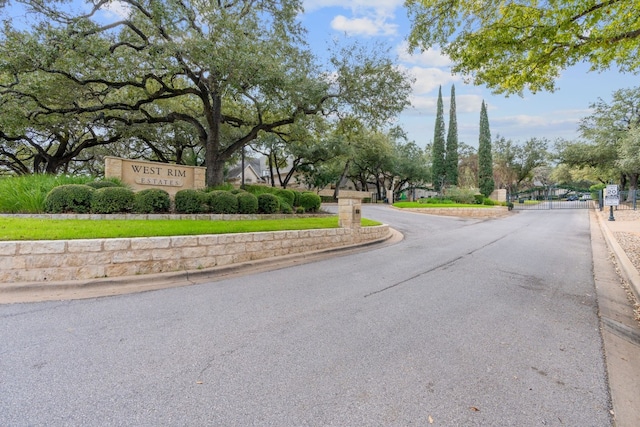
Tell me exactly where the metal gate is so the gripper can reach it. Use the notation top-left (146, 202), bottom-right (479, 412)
top-left (511, 197), bottom-right (599, 210)
top-left (511, 190), bottom-right (639, 211)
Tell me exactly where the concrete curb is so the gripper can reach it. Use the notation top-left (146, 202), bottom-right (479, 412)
top-left (595, 210), bottom-right (640, 302)
top-left (0, 227), bottom-right (403, 304)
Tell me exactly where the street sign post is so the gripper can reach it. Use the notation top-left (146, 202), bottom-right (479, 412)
top-left (604, 185), bottom-right (619, 221)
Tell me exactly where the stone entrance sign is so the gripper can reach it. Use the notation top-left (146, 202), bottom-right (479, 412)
top-left (105, 156), bottom-right (206, 196)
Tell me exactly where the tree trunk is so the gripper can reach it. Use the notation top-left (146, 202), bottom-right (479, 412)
top-left (627, 173), bottom-right (638, 202)
top-left (333, 159), bottom-right (350, 199)
top-left (205, 93), bottom-right (223, 187)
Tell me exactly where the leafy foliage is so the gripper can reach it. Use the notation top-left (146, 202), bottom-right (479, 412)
top-left (431, 86), bottom-right (446, 191)
top-left (0, 1), bottom-right (412, 184)
top-left (445, 85), bottom-right (459, 186)
top-left (298, 192), bottom-right (321, 212)
top-left (208, 191), bottom-right (239, 214)
top-left (257, 193), bottom-right (280, 214)
top-left (174, 190), bottom-right (207, 214)
top-left (0, 174), bottom-right (92, 213)
top-left (133, 189), bottom-right (171, 214)
top-left (478, 101), bottom-right (495, 197)
top-left (90, 187), bottom-right (135, 214)
top-left (44, 184), bottom-right (94, 214)
top-left (406, 0), bottom-right (640, 94)
top-left (237, 192), bottom-right (259, 214)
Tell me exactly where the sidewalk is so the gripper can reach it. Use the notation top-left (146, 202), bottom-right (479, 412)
top-left (592, 207), bottom-right (640, 427)
top-left (596, 208), bottom-right (640, 301)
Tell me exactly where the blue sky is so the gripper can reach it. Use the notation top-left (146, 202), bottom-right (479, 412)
top-left (299, 0), bottom-right (638, 149)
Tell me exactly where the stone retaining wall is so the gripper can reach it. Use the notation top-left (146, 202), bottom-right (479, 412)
top-left (399, 206), bottom-right (509, 218)
top-left (0, 226), bottom-right (389, 283)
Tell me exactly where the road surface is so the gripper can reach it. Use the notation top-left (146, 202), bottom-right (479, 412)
top-left (0, 206), bottom-right (612, 426)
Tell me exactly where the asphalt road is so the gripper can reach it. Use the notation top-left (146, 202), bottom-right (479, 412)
top-left (0, 206), bottom-right (612, 426)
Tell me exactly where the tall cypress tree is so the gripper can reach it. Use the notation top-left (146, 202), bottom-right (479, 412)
top-left (445, 85), bottom-right (459, 186)
top-left (478, 100), bottom-right (495, 197)
top-left (431, 86), bottom-right (446, 192)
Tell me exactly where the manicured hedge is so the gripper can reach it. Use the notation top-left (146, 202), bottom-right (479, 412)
top-left (208, 190), bottom-right (238, 214)
top-left (298, 192), bottom-right (321, 212)
top-left (257, 193), bottom-right (280, 214)
top-left (175, 189), bottom-right (207, 214)
top-left (44, 184), bottom-right (94, 214)
top-left (134, 189), bottom-right (171, 213)
top-left (237, 192), bottom-right (259, 214)
top-left (91, 187), bottom-right (135, 214)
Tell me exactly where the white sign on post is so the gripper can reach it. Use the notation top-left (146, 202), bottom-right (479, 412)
top-left (604, 185), bottom-right (619, 206)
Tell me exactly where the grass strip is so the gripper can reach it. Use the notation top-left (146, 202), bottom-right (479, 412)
top-left (0, 217), bottom-right (382, 241)
top-left (393, 202), bottom-right (495, 209)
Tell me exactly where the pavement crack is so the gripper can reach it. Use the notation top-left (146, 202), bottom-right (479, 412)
top-left (364, 234), bottom-right (508, 298)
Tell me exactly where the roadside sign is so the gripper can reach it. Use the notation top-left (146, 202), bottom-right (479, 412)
top-left (604, 185), bottom-right (619, 206)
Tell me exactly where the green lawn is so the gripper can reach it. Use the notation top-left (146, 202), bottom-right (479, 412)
top-left (0, 217), bottom-right (382, 241)
top-left (393, 202), bottom-right (494, 209)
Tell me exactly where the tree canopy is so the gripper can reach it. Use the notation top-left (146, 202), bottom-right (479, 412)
top-left (406, 0), bottom-right (640, 95)
top-left (0, 0), bottom-right (412, 185)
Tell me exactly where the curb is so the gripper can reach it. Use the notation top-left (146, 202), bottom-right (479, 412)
top-left (594, 210), bottom-right (640, 301)
top-left (0, 228), bottom-right (403, 304)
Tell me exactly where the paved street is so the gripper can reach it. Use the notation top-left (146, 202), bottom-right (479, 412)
top-left (0, 207), bottom-right (612, 426)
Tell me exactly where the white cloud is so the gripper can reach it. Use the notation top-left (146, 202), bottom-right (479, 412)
top-left (397, 41), bottom-right (452, 67)
top-left (403, 65), bottom-right (458, 95)
top-left (100, 1), bottom-right (131, 19)
top-left (331, 15), bottom-right (398, 36)
top-left (304, 0), bottom-right (403, 37)
top-left (303, 0), bottom-right (403, 14)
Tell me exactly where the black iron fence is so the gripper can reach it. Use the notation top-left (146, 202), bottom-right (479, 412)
top-left (509, 189), bottom-right (639, 211)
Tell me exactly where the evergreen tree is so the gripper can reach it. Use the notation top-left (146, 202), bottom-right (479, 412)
top-left (445, 85), bottom-right (459, 186)
top-left (431, 86), bottom-right (446, 191)
top-left (478, 101), bottom-right (495, 197)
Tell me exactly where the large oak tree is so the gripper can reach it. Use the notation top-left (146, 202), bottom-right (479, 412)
top-left (0, 1), bottom-right (411, 184)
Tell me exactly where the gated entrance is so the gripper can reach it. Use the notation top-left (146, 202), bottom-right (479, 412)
top-left (511, 190), bottom-right (639, 211)
top-left (511, 196), bottom-right (599, 210)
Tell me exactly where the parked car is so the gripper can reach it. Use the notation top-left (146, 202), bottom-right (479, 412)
top-left (580, 194), bottom-right (592, 201)
top-left (567, 195), bottom-right (578, 201)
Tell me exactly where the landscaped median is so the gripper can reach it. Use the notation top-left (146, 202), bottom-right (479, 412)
top-left (0, 215), bottom-right (389, 284)
top-left (392, 201), bottom-right (510, 218)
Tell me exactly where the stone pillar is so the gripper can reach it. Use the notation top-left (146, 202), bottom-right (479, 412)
top-left (104, 157), bottom-right (123, 180)
top-left (338, 196), bottom-right (362, 229)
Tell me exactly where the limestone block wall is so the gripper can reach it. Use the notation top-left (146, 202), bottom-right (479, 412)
top-left (402, 207), bottom-right (509, 218)
top-left (0, 226), bottom-right (389, 284)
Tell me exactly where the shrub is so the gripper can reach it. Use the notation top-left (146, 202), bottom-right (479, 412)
top-left (91, 187), bottom-right (135, 214)
top-left (275, 189), bottom-right (295, 206)
top-left (293, 191), bottom-right (303, 206)
top-left (207, 183), bottom-right (234, 192)
top-left (279, 200), bottom-right (293, 214)
top-left (299, 192), bottom-right (321, 212)
top-left (473, 194), bottom-right (484, 204)
top-left (258, 193), bottom-right (280, 214)
top-left (483, 198), bottom-right (496, 206)
top-left (133, 189), bottom-right (171, 213)
top-left (244, 184), bottom-right (272, 195)
top-left (1, 174), bottom-right (94, 214)
top-left (44, 184), bottom-right (95, 214)
top-left (175, 189), bottom-right (207, 214)
top-left (86, 180), bottom-right (121, 189)
top-left (237, 192), bottom-right (258, 214)
top-left (208, 190), bottom-right (238, 214)
top-left (296, 206), bottom-right (305, 214)
top-left (446, 187), bottom-right (478, 204)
